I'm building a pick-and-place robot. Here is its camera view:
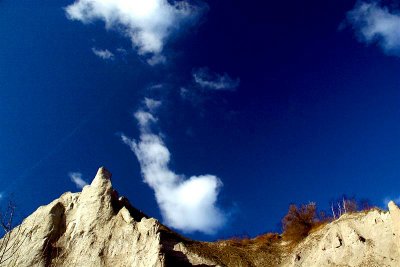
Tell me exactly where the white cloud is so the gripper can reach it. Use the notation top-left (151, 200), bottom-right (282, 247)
top-left (92, 47), bottom-right (115, 60)
top-left (147, 54), bottom-right (167, 66)
top-left (69, 172), bottom-right (88, 189)
top-left (121, 101), bottom-right (225, 234)
top-left (347, 1), bottom-right (400, 56)
top-left (66, 0), bottom-right (202, 62)
top-left (144, 97), bottom-right (161, 112)
top-left (134, 110), bottom-right (157, 128)
top-left (193, 67), bottom-right (240, 91)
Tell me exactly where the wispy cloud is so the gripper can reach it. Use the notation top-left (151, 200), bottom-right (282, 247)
top-left (92, 47), bottom-right (115, 60)
top-left (193, 67), bottom-right (240, 91)
top-left (66, 0), bottom-right (204, 63)
top-left (144, 97), bottom-right (162, 112)
top-left (121, 100), bottom-right (225, 234)
top-left (148, 84), bottom-right (164, 90)
top-left (346, 1), bottom-right (400, 56)
top-left (116, 47), bottom-right (128, 55)
top-left (179, 86), bottom-right (204, 106)
top-left (69, 172), bottom-right (88, 189)
top-left (147, 54), bottom-right (167, 66)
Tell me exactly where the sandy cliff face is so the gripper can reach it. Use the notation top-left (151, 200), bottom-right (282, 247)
top-left (0, 167), bottom-right (216, 267)
top-left (1, 167), bottom-right (400, 267)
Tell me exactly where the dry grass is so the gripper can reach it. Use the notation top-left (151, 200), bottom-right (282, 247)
top-left (222, 232), bottom-right (281, 247)
top-left (182, 199), bottom-right (380, 266)
top-left (184, 233), bottom-right (284, 267)
top-left (309, 220), bottom-right (330, 234)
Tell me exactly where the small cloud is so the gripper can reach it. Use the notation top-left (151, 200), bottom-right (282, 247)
top-left (180, 87), bottom-right (190, 99)
top-left (134, 110), bottom-right (157, 128)
top-left (69, 172), bottom-right (88, 189)
top-left (346, 1), bottom-right (400, 56)
top-left (193, 67), bottom-right (240, 91)
top-left (147, 54), bottom-right (166, 66)
top-left (116, 48), bottom-right (128, 55)
top-left (148, 84), bottom-right (164, 90)
top-left (144, 97), bottom-right (162, 112)
top-left (180, 86), bottom-right (203, 106)
top-left (91, 48), bottom-right (115, 60)
top-left (66, 0), bottom-right (205, 64)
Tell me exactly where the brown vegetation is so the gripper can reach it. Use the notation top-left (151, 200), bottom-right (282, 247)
top-left (282, 202), bottom-right (321, 242)
top-left (223, 232), bottom-right (281, 247)
top-left (186, 232), bottom-right (283, 267)
top-left (188, 197), bottom-right (376, 266)
top-left (282, 197), bottom-right (375, 243)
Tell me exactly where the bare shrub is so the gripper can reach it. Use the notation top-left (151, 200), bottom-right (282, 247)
top-left (0, 201), bottom-right (28, 266)
top-left (330, 197), bottom-right (361, 219)
top-left (359, 199), bottom-right (373, 211)
top-left (282, 202), bottom-right (317, 242)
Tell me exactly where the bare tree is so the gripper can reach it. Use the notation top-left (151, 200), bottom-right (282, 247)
top-left (0, 201), bottom-right (29, 266)
top-left (330, 196), bottom-right (358, 219)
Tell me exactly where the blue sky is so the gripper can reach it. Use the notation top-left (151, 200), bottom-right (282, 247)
top-left (1, 0), bottom-right (400, 240)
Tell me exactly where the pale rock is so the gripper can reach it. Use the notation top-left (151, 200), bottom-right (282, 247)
top-left (388, 201), bottom-right (400, 255)
top-left (0, 167), bottom-right (212, 266)
top-left (282, 206), bottom-right (400, 267)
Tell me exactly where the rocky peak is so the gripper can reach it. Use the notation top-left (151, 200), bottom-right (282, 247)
top-left (90, 166), bottom-right (112, 189)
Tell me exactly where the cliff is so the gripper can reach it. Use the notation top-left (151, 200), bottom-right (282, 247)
top-left (1, 167), bottom-right (400, 267)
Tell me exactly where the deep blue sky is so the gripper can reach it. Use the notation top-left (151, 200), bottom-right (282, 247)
top-left (1, 0), bottom-right (400, 240)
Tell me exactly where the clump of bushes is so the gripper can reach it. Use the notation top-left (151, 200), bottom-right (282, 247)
top-left (330, 198), bottom-right (357, 219)
top-left (282, 197), bottom-right (374, 242)
top-left (281, 202), bottom-right (322, 242)
top-left (330, 197), bottom-right (373, 219)
top-left (222, 197), bottom-right (373, 245)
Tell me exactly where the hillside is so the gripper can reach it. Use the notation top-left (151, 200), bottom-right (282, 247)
top-left (1, 167), bottom-right (400, 266)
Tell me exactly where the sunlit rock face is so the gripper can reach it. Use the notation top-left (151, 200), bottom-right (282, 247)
top-left (0, 167), bottom-right (216, 267)
top-left (282, 202), bottom-right (400, 267)
top-left (2, 167), bottom-right (400, 267)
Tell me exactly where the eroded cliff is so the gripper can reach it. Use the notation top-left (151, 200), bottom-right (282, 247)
top-left (1, 167), bottom-right (400, 267)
